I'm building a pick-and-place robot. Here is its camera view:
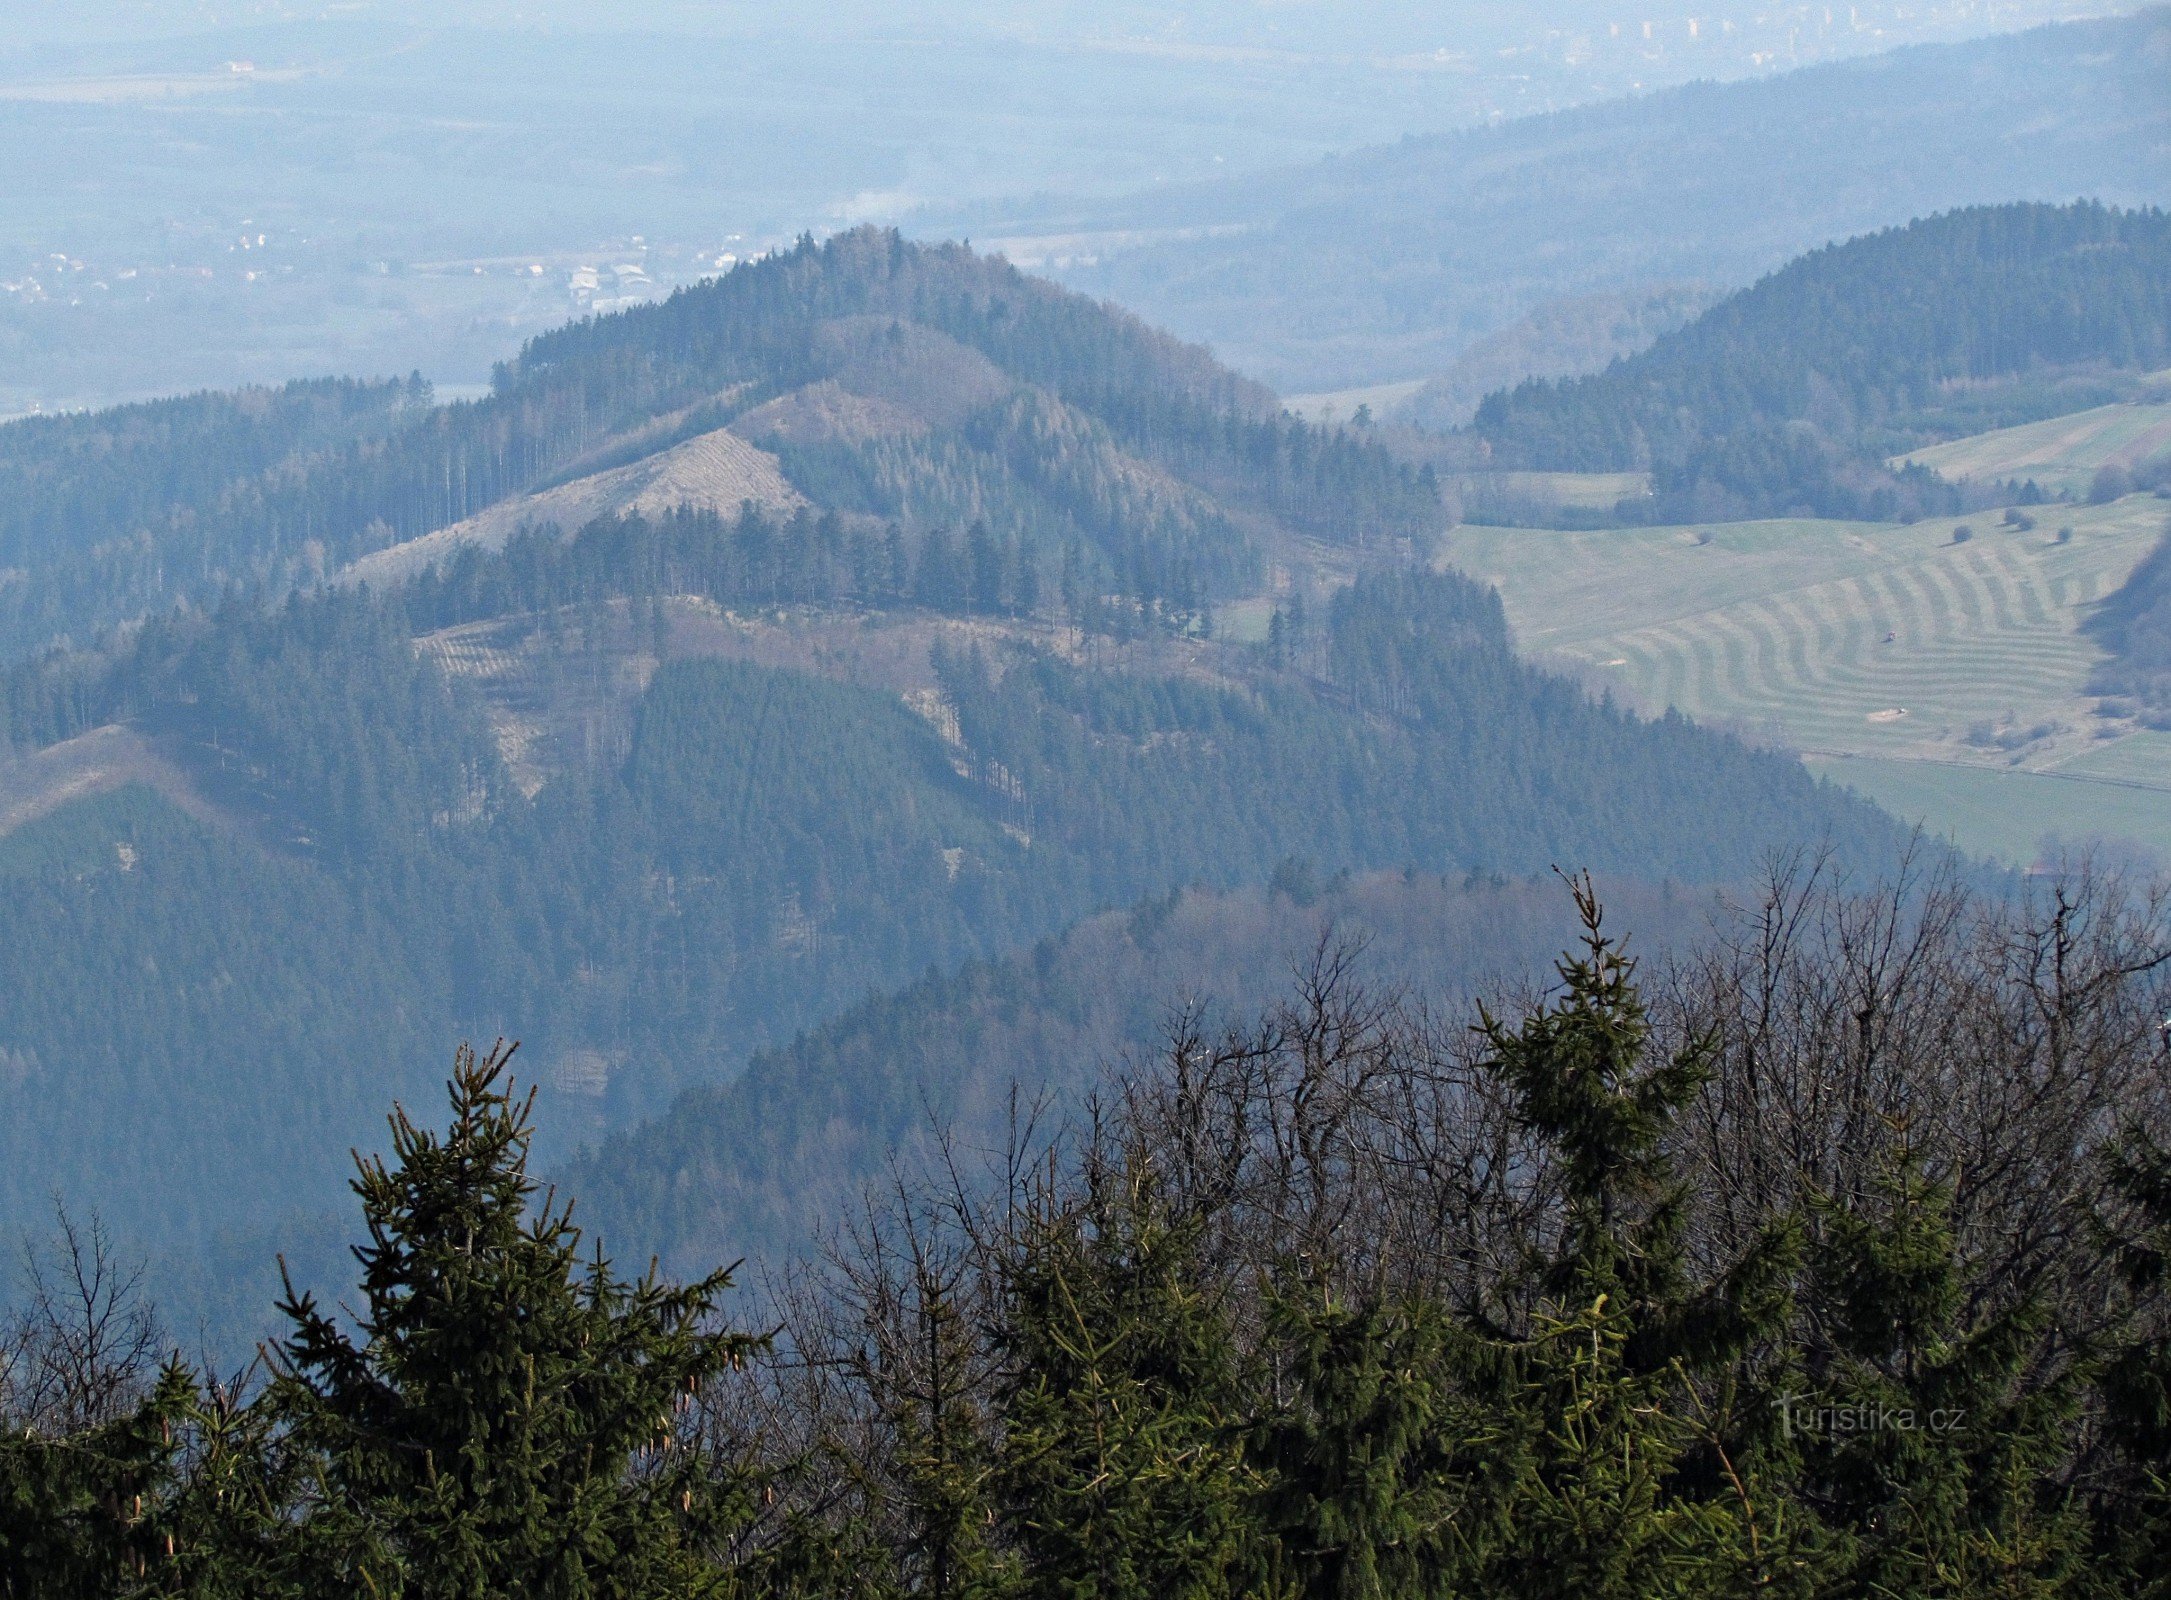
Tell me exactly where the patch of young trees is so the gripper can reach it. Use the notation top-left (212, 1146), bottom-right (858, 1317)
top-left (8, 860), bottom-right (2171, 1596)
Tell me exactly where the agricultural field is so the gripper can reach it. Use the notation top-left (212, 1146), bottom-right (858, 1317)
top-left (1897, 401), bottom-right (2171, 497)
top-left (1440, 494), bottom-right (2171, 864)
top-left (1281, 379), bottom-right (1428, 425)
top-left (1469, 470), bottom-right (1652, 512)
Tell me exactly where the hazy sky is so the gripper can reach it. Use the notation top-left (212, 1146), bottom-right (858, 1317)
top-left (13, 1), bottom-right (2138, 49)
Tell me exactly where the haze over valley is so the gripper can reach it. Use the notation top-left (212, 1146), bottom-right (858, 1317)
top-left (4, 2), bottom-right (2161, 410)
top-left (5, 9), bottom-right (2171, 1592)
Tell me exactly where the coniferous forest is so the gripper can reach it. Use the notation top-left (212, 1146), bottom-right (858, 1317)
top-left (0, 230), bottom-right (1917, 1305)
top-left (8, 868), bottom-right (2171, 1598)
top-left (1469, 203), bottom-right (2171, 522)
top-left (0, 561), bottom-right (1903, 1259)
top-left (5, 187), bottom-right (2171, 1599)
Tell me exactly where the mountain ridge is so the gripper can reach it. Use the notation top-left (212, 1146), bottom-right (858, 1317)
top-left (984, 10), bottom-right (2171, 391)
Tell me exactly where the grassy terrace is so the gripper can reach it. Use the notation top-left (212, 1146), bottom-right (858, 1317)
top-left (1441, 493), bottom-right (2171, 864)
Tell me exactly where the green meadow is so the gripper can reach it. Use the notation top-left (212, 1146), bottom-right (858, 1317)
top-left (1442, 493), bottom-right (2171, 865)
top-left (1897, 401), bottom-right (2171, 497)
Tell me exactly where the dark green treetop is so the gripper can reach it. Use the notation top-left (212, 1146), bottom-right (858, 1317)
top-left (270, 1041), bottom-right (762, 1600)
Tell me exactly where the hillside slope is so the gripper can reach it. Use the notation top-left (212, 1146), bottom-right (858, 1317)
top-left (344, 427), bottom-right (807, 587)
top-left (1899, 401), bottom-right (2171, 501)
top-left (0, 232), bottom-right (1919, 1334)
top-left (990, 10), bottom-right (2171, 392)
top-left (565, 870), bottom-right (1714, 1276)
top-left (1470, 203), bottom-right (2171, 520)
top-left (1395, 287), bottom-right (1720, 432)
top-left (0, 556), bottom-right (1913, 1267)
top-left (2088, 520), bottom-right (2171, 725)
top-left (0, 230), bottom-right (1437, 666)
top-left (1441, 492), bottom-right (2171, 864)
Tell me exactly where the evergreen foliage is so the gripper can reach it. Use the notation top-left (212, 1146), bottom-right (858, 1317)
top-left (2085, 516), bottom-right (2171, 726)
top-left (4, 1044), bottom-right (764, 1598)
top-left (1471, 203), bottom-right (2171, 521)
top-left (0, 376), bottom-right (427, 664)
top-left (2095, 1126), bottom-right (2171, 1596)
top-left (1795, 1140), bottom-right (2083, 1596)
top-left (0, 229), bottom-right (1436, 666)
top-left (8, 872), bottom-right (2171, 1595)
top-left (0, 567), bottom-right (1906, 1262)
top-left (268, 1040), bottom-right (758, 1597)
top-left (992, 1159), bottom-right (1253, 1600)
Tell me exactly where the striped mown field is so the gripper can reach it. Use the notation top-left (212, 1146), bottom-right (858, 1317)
top-left (1441, 495), bottom-right (2171, 862)
top-left (1897, 402), bottom-right (2171, 497)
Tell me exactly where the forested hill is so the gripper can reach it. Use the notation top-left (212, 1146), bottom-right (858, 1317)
top-left (2088, 524), bottom-right (2171, 724)
top-left (0, 554), bottom-right (1912, 1327)
top-left (1471, 203), bottom-right (2171, 521)
top-left (0, 228), bottom-right (1436, 665)
top-left (0, 377), bottom-right (428, 656)
top-left (564, 870), bottom-right (1714, 1277)
top-left (0, 226), bottom-right (1921, 1348)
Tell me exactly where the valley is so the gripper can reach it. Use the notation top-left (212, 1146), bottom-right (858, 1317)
top-left (0, 231), bottom-right (1916, 1320)
top-left (9, 10), bottom-right (2171, 1582)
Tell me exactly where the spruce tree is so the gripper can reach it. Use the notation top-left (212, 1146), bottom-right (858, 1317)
top-left (269, 1041), bottom-right (762, 1599)
top-left (884, 1267), bottom-right (1005, 1600)
top-left (993, 1153), bottom-right (1254, 1600)
top-left (1248, 1281), bottom-right (1476, 1600)
top-left (1474, 878), bottom-right (1711, 1324)
top-left (0, 1361), bottom-right (193, 1599)
top-left (1488, 1294), bottom-right (1697, 1600)
top-left (2092, 1125), bottom-right (2171, 1597)
top-left (1470, 878), bottom-right (1806, 1598)
top-left (1799, 1131), bottom-right (2086, 1598)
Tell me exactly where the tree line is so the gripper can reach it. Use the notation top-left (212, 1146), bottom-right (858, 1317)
top-left (1469, 202), bottom-right (2171, 523)
top-left (8, 863), bottom-right (2171, 1596)
top-left (2087, 511), bottom-right (2171, 726)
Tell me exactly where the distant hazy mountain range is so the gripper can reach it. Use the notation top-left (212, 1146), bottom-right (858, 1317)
top-left (964, 9), bottom-right (2171, 392)
top-left (1, 5), bottom-right (2154, 411)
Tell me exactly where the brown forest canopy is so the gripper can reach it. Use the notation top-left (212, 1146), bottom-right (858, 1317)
top-left (9, 861), bottom-right (2171, 1594)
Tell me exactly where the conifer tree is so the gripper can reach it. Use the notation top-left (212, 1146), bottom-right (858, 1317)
top-left (993, 1152), bottom-right (1254, 1600)
top-left (269, 1040), bottom-right (763, 1599)
top-left (1487, 1295), bottom-right (1698, 1600)
top-left (1475, 878), bottom-right (1711, 1325)
top-left (0, 1361), bottom-right (193, 1599)
top-left (1470, 878), bottom-right (1801, 1598)
top-left (1248, 1281), bottom-right (1477, 1600)
top-left (2092, 1125), bottom-right (2171, 1597)
top-left (1799, 1131), bottom-right (2086, 1597)
top-left (883, 1264), bottom-right (1005, 1600)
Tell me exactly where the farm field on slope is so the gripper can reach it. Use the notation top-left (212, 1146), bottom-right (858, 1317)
top-left (1896, 400), bottom-right (2171, 497)
top-left (1439, 494), bottom-right (2171, 863)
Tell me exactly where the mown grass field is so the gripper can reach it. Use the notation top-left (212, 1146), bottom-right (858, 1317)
top-left (1897, 402), bottom-right (2171, 497)
top-left (1281, 379), bottom-right (1428, 425)
top-left (1470, 469), bottom-right (1652, 511)
top-left (1440, 494), bottom-right (2171, 864)
top-left (1801, 754), bottom-right (2171, 866)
